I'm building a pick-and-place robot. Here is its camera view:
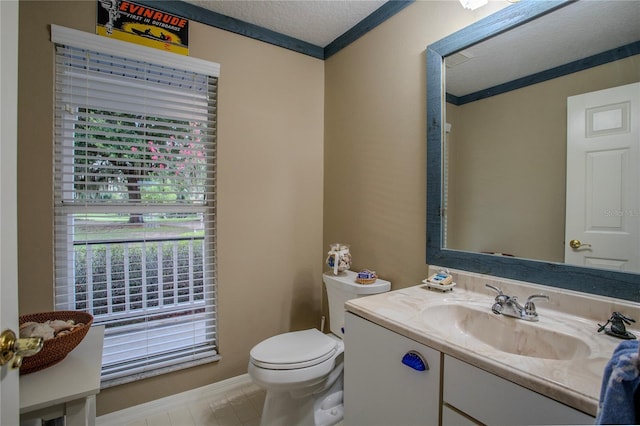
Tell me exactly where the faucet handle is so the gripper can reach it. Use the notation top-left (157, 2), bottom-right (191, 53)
top-left (525, 294), bottom-right (549, 304)
top-left (486, 283), bottom-right (508, 304)
top-left (486, 284), bottom-right (508, 315)
top-left (524, 294), bottom-right (549, 317)
top-left (485, 283), bottom-right (503, 295)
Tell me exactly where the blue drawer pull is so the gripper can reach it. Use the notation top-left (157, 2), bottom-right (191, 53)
top-left (401, 351), bottom-right (429, 371)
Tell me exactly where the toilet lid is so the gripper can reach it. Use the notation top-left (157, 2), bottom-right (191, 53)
top-left (250, 329), bottom-right (339, 370)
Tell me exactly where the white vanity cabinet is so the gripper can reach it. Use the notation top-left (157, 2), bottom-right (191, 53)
top-left (442, 355), bottom-right (595, 425)
top-left (344, 312), bottom-right (441, 425)
top-left (344, 311), bottom-right (597, 426)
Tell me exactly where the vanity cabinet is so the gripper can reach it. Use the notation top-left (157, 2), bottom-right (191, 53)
top-left (442, 355), bottom-right (595, 425)
top-left (344, 312), bottom-right (440, 425)
top-left (344, 311), bottom-right (596, 426)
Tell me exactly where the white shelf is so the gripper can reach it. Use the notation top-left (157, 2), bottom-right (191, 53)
top-left (20, 326), bottom-right (104, 425)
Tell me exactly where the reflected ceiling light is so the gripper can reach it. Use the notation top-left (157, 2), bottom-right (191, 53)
top-left (459, 0), bottom-right (489, 10)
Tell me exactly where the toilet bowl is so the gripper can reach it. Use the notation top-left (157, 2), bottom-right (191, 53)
top-left (248, 270), bottom-right (391, 426)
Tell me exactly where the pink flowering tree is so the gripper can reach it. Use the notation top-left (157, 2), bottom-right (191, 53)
top-left (74, 111), bottom-right (207, 223)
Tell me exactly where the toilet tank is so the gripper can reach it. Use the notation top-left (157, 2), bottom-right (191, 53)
top-left (323, 270), bottom-right (391, 338)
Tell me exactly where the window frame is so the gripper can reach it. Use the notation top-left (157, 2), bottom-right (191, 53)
top-left (51, 25), bottom-right (221, 386)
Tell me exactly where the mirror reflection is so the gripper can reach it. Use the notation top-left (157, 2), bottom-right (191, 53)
top-left (443, 0), bottom-right (640, 273)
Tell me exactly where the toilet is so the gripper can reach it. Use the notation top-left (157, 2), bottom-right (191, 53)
top-left (248, 270), bottom-right (391, 426)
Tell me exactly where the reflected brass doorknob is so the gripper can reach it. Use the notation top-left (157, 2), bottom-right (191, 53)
top-left (0, 329), bottom-right (43, 369)
top-left (569, 239), bottom-right (592, 249)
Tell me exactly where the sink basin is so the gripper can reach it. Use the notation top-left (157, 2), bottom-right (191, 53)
top-left (421, 303), bottom-right (591, 360)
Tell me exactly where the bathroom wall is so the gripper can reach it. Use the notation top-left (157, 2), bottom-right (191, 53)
top-left (323, 1), bottom-right (507, 288)
top-left (446, 56), bottom-right (640, 262)
top-left (16, 0), bottom-right (516, 416)
top-left (17, 1), bottom-right (324, 415)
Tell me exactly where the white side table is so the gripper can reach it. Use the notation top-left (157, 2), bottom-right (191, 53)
top-left (20, 326), bottom-right (104, 426)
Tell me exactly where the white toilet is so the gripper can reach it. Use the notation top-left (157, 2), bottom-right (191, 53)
top-left (248, 270), bottom-right (391, 426)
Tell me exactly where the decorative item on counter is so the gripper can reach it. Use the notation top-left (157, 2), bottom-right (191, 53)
top-left (426, 270), bottom-right (453, 286)
top-left (355, 269), bottom-right (378, 285)
top-left (597, 312), bottom-right (637, 340)
top-left (18, 311), bottom-right (93, 374)
top-left (326, 243), bottom-right (352, 275)
top-left (422, 269), bottom-right (456, 292)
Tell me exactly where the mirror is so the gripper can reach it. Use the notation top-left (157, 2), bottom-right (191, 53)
top-left (426, 0), bottom-right (640, 301)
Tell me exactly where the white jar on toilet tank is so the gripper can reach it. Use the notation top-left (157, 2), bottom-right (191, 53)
top-left (326, 243), bottom-right (351, 275)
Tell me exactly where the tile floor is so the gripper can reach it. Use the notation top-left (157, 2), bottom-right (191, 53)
top-left (100, 381), bottom-right (266, 426)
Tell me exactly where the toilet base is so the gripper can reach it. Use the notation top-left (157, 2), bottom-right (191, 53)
top-left (313, 388), bottom-right (343, 426)
top-left (258, 366), bottom-right (344, 426)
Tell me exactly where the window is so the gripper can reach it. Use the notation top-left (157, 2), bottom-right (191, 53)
top-left (52, 26), bottom-right (220, 386)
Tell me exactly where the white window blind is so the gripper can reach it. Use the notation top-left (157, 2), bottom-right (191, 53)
top-left (52, 26), bottom-right (220, 386)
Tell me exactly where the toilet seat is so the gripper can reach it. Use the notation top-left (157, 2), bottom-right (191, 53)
top-left (250, 329), bottom-right (340, 370)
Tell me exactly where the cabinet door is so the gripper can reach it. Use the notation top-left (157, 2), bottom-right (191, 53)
top-left (442, 405), bottom-right (482, 426)
top-left (344, 312), bottom-right (440, 426)
top-left (443, 355), bottom-right (595, 425)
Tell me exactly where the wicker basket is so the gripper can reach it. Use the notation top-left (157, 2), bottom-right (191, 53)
top-left (18, 311), bottom-right (93, 375)
top-left (355, 277), bottom-right (378, 285)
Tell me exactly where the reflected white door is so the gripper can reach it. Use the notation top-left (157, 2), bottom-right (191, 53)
top-left (0, 1), bottom-right (21, 424)
top-left (565, 82), bottom-right (640, 272)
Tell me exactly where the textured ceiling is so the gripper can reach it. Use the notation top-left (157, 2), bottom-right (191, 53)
top-left (179, 1), bottom-right (638, 91)
top-left (446, 0), bottom-right (640, 97)
top-left (182, 0), bottom-right (387, 47)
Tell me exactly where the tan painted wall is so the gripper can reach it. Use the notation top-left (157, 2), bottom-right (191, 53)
top-left (18, 1), bottom-right (324, 415)
top-left (15, 0), bottom-right (532, 416)
top-left (446, 56), bottom-right (640, 262)
top-left (323, 1), bottom-right (507, 288)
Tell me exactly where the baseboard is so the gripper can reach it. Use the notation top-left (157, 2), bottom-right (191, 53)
top-left (96, 374), bottom-right (252, 426)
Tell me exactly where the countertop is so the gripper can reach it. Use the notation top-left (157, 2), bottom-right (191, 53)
top-left (345, 268), bottom-right (640, 416)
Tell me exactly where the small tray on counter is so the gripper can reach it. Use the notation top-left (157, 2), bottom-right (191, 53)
top-left (421, 279), bottom-right (456, 292)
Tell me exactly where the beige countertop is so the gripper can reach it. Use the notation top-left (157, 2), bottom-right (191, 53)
top-left (345, 268), bottom-right (640, 416)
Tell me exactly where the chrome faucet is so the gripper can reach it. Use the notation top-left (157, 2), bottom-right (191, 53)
top-left (485, 284), bottom-right (549, 322)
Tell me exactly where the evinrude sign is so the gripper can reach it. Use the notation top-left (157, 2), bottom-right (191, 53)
top-left (97, 0), bottom-right (189, 55)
